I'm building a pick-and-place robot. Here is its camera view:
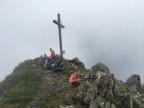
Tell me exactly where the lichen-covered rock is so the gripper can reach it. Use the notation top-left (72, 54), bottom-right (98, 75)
top-left (89, 95), bottom-right (105, 108)
top-left (68, 57), bottom-right (85, 70)
top-left (75, 71), bottom-right (143, 108)
top-left (111, 103), bottom-right (116, 108)
top-left (142, 84), bottom-right (144, 94)
top-left (105, 101), bottom-right (111, 108)
top-left (91, 63), bottom-right (110, 73)
top-left (125, 74), bottom-right (141, 93)
top-left (59, 105), bottom-right (75, 108)
top-left (142, 95), bottom-right (144, 108)
top-left (77, 81), bottom-right (97, 104)
top-left (133, 98), bottom-right (141, 108)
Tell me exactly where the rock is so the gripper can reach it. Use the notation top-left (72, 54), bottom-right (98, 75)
top-left (95, 73), bottom-right (114, 99)
top-left (80, 73), bottom-right (96, 82)
top-left (77, 81), bottom-right (98, 106)
top-left (113, 82), bottom-right (133, 108)
top-left (142, 98), bottom-right (144, 108)
top-left (89, 95), bottom-right (105, 108)
top-left (59, 105), bottom-right (75, 108)
top-left (68, 57), bottom-right (85, 69)
top-left (111, 103), bottom-right (116, 108)
top-left (91, 63), bottom-right (110, 73)
top-left (0, 97), bottom-right (2, 101)
top-left (105, 101), bottom-right (111, 108)
top-left (59, 105), bottom-right (63, 108)
top-left (76, 70), bottom-right (143, 108)
top-left (1, 57), bottom-right (144, 108)
top-left (133, 98), bottom-right (141, 108)
top-left (105, 89), bottom-right (114, 102)
top-left (76, 91), bottom-right (83, 100)
top-left (125, 74), bottom-right (141, 93)
top-left (95, 71), bottom-right (107, 79)
top-left (123, 94), bottom-right (133, 108)
top-left (84, 86), bottom-right (96, 104)
top-left (142, 84), bottom-right (144, 93)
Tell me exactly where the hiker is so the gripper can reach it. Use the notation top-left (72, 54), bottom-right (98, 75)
top-left (43, 54), bottom-right (50, 69)
top-left (39, 55), bottom-right (44, 67)
top-left (49, 48), bottom-right (56, 58)
top-left (51, 63), bottom-right (58, 72)
top-left (51, 63), bottom-right (63, 72)
top-left (46, 57), bottom-right (51, 70)
top-left (69, 70), bottom-right (81, 85)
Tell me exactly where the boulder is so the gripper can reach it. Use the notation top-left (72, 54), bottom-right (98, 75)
top-left (142, 96), bottom-right (144, 108)
top-left (105, 101), bottom-right (111, 108)
top-left (133, 98), bottom-right (141, 108)
top-left (91, 63), bottom-right (110, 73)
top-left (77, 81), bottom-right (97, 103)
top-left (89, 95), bottom-right (105, 108)
top-left (125, 74), bottom-right (141, 93)
top-left (68, 57), bottom-right (85, 69)
top-left (111, 103), bottom-right (116, 108)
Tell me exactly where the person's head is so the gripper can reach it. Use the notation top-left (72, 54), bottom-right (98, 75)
top-left (49, 48), bottom-right (52, 51)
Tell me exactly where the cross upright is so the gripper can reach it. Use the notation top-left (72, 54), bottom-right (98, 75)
top-left (53, 13), bottom-right (65, 60)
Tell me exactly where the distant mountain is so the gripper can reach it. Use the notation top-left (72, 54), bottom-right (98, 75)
top-left (0, 57), bottom-right (144, 108)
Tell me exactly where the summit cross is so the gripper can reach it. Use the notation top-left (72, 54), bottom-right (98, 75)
top-left (53, 13), bottom-right (65, 60)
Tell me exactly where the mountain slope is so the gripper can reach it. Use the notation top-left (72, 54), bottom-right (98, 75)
top-left (0, 57), bottom-right (144, 108)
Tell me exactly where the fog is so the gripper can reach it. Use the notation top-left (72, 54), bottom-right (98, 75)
top-left (0, 0), bottom-right (144, 83)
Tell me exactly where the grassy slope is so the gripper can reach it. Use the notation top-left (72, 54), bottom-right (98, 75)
top-left (37, 86), bottom-right (87, 108)
top-left (0, 59), bottom-right (87, 108)
top-left (0, 60), bottom-right (43, 108)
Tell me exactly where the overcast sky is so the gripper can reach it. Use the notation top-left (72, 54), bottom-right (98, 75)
top-left (0, 0), bottom-right (144, 83)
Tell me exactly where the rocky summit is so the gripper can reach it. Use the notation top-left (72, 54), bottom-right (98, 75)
top-left (0, 57), bottom-right (144, 108)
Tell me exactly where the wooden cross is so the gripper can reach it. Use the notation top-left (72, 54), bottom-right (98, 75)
top-left (53, 13), bottom-right (65, 60)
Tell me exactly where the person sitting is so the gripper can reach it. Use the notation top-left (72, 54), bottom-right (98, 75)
top-left (51, 63), bottom-right (63, 73)
top-left (69, 70), bottom-right (81, 86)
top-left (51, 63), bottom-right (58, 72)
top-left (49, 48), bottom-right (56, 58)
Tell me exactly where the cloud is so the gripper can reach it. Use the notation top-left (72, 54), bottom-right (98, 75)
top-left (0, 0), bottom-right (144, 83)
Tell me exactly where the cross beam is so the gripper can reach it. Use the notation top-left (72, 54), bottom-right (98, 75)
top-left (53, 20), bottom-right (65, 28)
top-left (53, 13), bottom-right (65, 60)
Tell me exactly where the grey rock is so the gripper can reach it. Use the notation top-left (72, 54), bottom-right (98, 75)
top-left (125, 74), bottom-right (141, 93)
top-left (111, 103), bottom-right (116, 108)
top-left (133, 98), bottom-right (142, 108)
top-left (89, 95), bottom-right (105, 108)
top-left (91, 63), bottom-right (110, 73)
top-left (76, 71), bottom-right (143, 108)
top-left (76, 91), bottom-right (84, 100)
top-left (105, 101), bottom-right (111, 108)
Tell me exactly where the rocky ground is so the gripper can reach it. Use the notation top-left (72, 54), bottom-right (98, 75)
top-left (0, 57), bottom-right (144, 108)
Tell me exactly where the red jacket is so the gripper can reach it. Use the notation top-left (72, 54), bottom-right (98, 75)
top-left (51, 50), bottom-right (55, 57)
top-left (69, 73), bottom-right (79, 83)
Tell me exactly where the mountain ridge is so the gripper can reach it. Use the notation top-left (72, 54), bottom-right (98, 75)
top-left (0, 57), bottom-right (144, 108)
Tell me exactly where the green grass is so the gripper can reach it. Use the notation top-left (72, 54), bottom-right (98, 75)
top-left (6, 71), bottom-right (41, 103)
top-left (40, 86), bottom-right (78, 108)
top-left (0, 60), bottom-right (42, 107)
top-left (37, 86), bottom-right (88, 108)
top-left (0, 59), bottom-right (88, 108)
top-left (0, 102), bottom-right (27, 108)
